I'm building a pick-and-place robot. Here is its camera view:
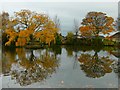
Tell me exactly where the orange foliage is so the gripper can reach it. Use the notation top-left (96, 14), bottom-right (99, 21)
top-left (5, 9), bottom-right (58, 47)
top-left (5, 28), bottom-right (18, 46)
top-left (80, 12), bottom-right (115, 37)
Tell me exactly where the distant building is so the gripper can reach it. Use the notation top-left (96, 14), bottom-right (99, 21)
top-left (109, 32), bottom-right (120, 42)
top-left (109, 50), bottom-right (120, 58)
top-left (78, 35), bottom-right (105, 40)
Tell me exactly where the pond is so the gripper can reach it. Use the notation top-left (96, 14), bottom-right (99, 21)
top-left (1, 45), bottom-right (119, 88)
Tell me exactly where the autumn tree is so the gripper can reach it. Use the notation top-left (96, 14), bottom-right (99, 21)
top-left (5, 9), bottom-right (59, 47)
top-left (80, 12), bottom-right (115, 37)
top-left (0, 12), bottom-right (9, 31)
top-left (0, 12), bottom-right (10, 45)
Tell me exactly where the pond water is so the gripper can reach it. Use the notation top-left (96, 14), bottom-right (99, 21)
top-left (1, 45), bottom-right (119, 88)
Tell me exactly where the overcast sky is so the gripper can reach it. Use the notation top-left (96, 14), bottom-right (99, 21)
top-left (0, 2), bottom-right (118, 36)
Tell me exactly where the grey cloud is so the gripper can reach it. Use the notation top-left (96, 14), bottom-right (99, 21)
top-left (1, 2), bottom-right (118, 36)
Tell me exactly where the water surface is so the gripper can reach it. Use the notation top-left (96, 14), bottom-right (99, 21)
top-left (2, 45), bottom-right (119, 88)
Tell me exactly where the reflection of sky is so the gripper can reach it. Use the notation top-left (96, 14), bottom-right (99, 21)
top-left (1, 2), bottom-right (118, 36)
top-left (2, 48), bottom-right (118, 88)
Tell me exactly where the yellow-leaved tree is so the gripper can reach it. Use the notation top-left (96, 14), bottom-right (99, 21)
top-left (80, 12), bottom-right (115, 37)
top-left (5, 9), bottom-right (59, 47)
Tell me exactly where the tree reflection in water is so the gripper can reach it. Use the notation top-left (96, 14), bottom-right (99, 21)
top-left (2, 48), bottom-right (16, 76)
top-left (112, 61), bottom-right (120, 78)
top-left (3, 48), bottom-right (59, 86)
top-left (78, 51), bottom-right (114, 78)
top-left (2, 46), bottom-right (119, 86)
top-left (104, 47), bottom-right (120, 78)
